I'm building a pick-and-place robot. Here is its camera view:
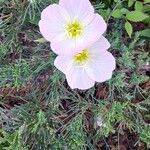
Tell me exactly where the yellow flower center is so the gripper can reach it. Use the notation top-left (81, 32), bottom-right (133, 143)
top-left (73, 50), bottom-right (90, 65)
top-left (66, 21), bottom-right (82, 38)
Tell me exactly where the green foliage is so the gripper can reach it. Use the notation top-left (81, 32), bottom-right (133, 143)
top-left (126, 11), bottom-right (149, 22)
top-left (0, 42), bottom-right (9, 60)
top-left (0, 129), bottom-right (27, 150)
top-left (111, 0), bottom-right (150, 37)
top-left (144, 0), bottom-right (150, 3)
top-left (0, 0), bottom-right (150, 149)
top-left (139, 125), bottom-right (150, 148)
top-left (103, 102), bottom-right (128, 136)
top-left (130, 73), bottom-right (149, 85)
top-left (60, 116), bottom-right (87, 150)
top-left (140, 29), bottom-right (150, 38)
top-left (112, 9), bottom-right (123, 18)
top-left (128, 0), bottom-right (135, 7)
top-left (119, 50), bottom-right (135, 69)
top-left (134, 1), bottom-right (143, 11)
top-left (125, 21), bottom-right (133, 38)
top-left (0, 60), bottom-right (31, 88)
top-left (109, 73), bottom-right (126, 88)
top-left (32, 110), bottom-right (47, 133)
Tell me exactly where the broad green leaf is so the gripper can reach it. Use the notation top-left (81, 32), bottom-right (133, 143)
top-left (112, 9), bottom-right (123, 18)
top-left (120, 8), bottom-right (129, 14)
top-left (126, 11), bottom-right (149, 22)
top-left (135, 1), bottom-right (143, 11)
top-left (125, 21), bottom-right (133, 38)
top-left (140, 29), bottom-right (150, 38)
top-left (128, 0), bottom-right (135, 7)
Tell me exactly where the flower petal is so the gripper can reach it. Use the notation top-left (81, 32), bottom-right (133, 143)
top-left (39, 20), bottom-right (62, 41)
top-left (86, 51), bottom-right (116, 82)
top-left (66, 67), bottom-right (95, 90)
top-left (89, 36), bottom-right (111, 53)
top-left (54, 55), bottom-right (73, 74)
top-left (84, 14), bottom-right (107, 40)
top-left (41, 4), bottom-right (69, 22)
top-left (75, 14), bottom-right (107, 51)
top-left (51, 33), bottom-right (78, 55)
top-left (39, 4), bottom-right (69, 41)
top-left (59, 0), bottom-right (94, 25)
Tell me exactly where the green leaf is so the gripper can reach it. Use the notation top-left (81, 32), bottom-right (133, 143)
top-left (135, 1), bottom-right (143, 11)
top-left (112, 9), bottom-right (123, 18)
top-left (34, 38), bottom-right (47, 43)
top-left (144, 0), bottom-right (150, 3)
top-left (125, 21), bottom-right (133, 38)
top-left (144, 114), bottom-right (150, 118)
top-left (143, 17), bottom-right (150, 24)
top-left (126, 11), bottom-right (149, 22)
top-left (120, 8), bottom-right (129, 14)
top-left (140, 29), bottom-right (150, 38)
top-left (99, 8), bottom-right (111, 20)
top-left (128, 0), bottom-right (135, 7)
top-left (143, 5), bottom-right (150, 12)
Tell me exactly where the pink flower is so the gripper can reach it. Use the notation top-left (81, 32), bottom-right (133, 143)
top-left (39, 0), bottom-right (107, 55)
top-left (54, 36), bottom-right (116, 90)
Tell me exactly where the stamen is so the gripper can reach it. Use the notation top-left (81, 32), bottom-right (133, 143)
top-left (66, 21), bottom-right (82, 38)
top-left (73, 50), bottom-right (90, 65)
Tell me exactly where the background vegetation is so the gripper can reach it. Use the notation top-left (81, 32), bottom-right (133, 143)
top-left (0, 0), bottom-right (150, 149)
